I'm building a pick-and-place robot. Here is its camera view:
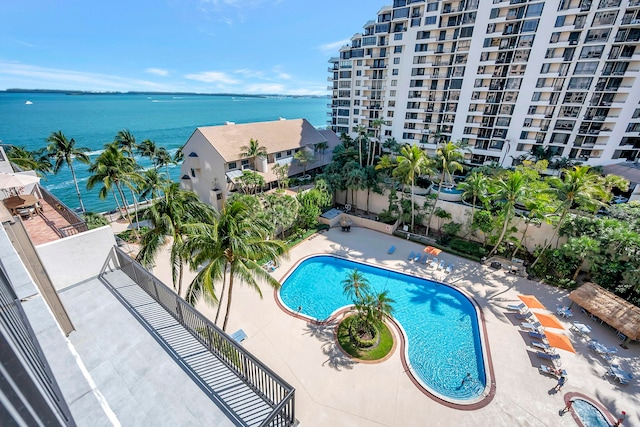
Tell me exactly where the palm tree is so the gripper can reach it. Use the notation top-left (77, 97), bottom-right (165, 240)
top-left (345, 166), bottom-right (366, 208)
top-left (342, 269), bottom-right (370, 302)
top-left (426, 141), bottom-right (465, 235)
top-left (294, 149), bottom-right (315, 176)
top-left (457, 171), bottom-right (489, 240)
top-left (531, 166), bottom-right (602, 268)
top-left (272, 163), bottom-right (290, 189)
top-left (394, 144), bottom-right (434, 232)
top-left (369, 119), bottom-right (385, 166)
top-left (562, 236), bottom-right (600, 281)
top-left (354, 124), bottom-right (367, 167)
top-left (86, 142), bottom-right (140, 235)
top-left (315, 141), bottom-right (329, 163)
top-left (369, 290), bottom-right (395, 323)
top-left (487, 170), bottom-right (528, 258)
top-left (136, 183), bottom-right (212, 295)
top-left (154, 147), bottom-right (175, 177)
top-left (45, 131), bottom-right (91, 214)
top-left (138, 168), bottom-right (168, 201)
top-left (382, 137), bottom-right (401, 155)
top-left (136, 139), bottom-right (158, 164)
top-left (6, 146), bottom-right (52, 176)
top-left (114, 129), bottom-right (137, 158)
top-left (184, 200), bottom-right (287, 331)
top-left (239, 138), bottom-right (267, 169)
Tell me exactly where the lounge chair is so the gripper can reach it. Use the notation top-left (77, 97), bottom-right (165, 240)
top-left (388, 245), bottom-right (396, 254)
top-left (414, 253), bottom-right (422, 262)
top-left (529, 331), bottom-right (546, 340)
top-left (521, 321), bottom-right (542, 331)
top-left (539, 365), bottom-right (567, 378)
top-left (532, 341), bottom-right (550, 351)
top-left (536, 351), bottom-right (561, 366)
top-left (445, 264), bottom-right (453, 274)
top-left (430, 257), bottom-right (438, 268)
top-left (438, 260), bottom-right (445, 270)
top-left (420, 253), bottom-right (429, 263)
top-left (507, 302), bottom-right (526, 312)
top-left (515, 311), bottom-right (533, 320)
top-left (408, 251), bottom-right (416, 261)
top-left (230, 329), bottom-right (247, 343)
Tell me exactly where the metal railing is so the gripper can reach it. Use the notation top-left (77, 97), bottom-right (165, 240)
top-left (39, 186), bottom-right (88, 235)
top-left (109, 247), bottom-right (296, 427)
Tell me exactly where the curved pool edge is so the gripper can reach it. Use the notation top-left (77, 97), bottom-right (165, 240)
top-left (274, 253), bottom-right (497, 410)
top-left (563, 392), bottom-right (617, 427)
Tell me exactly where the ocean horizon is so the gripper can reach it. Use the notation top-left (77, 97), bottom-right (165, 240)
top-left (0, 92), bottom-right (329, 213)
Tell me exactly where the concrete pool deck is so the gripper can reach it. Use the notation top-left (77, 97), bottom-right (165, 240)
top-left (147, 226), bottom-right (639, 427)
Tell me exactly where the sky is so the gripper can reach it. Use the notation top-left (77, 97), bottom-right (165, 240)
top-left (0, 0), bottom-right (389, 96)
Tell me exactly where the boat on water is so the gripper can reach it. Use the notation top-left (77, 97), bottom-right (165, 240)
top-left (25, 100), bottom-right (33, 105)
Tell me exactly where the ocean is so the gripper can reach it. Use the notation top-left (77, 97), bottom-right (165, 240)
top-left (0, 92), bottom-right (328, 213)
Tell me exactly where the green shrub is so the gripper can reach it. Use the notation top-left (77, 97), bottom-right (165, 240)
top-left (449, 238), bottom-right (487, 258)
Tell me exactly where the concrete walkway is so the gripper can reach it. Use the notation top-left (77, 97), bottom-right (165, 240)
top-left (124, 224), bottom-right (640, 426)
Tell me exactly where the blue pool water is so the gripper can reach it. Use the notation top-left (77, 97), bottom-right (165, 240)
top-left (572, 399), bottom-right (610, 427)
top-left (280, 255), bottom-right (486, 401)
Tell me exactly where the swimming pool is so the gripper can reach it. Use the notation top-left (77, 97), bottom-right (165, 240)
top-left (279, 255), bottom-right (488, 402)
top-left (572, 399), bottom-right (611, 427)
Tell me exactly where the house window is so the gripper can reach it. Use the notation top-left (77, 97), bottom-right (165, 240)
top-left (190, 168), bottom-right (196, 177)
top-left (228, 162), bottom-right (237, 170)
top-left (241, 159), bottom-right (249, 167)
top-left (276, 152), bottom-right (282, 158)
top-left (216, 193), bottom-right (223, 200)
top-left (286, 150), bottom-right (292, 156)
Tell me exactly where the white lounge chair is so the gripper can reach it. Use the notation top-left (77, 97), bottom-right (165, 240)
top-left (438, 260), bottom-right (445, 270)
top-left (430, 257), bottom-right (438, 268)
top-left (515, 311), bottom-right (533, 320)
top-left (507, 302), bottom-right (526, 312)
top-left (445, 264), bottom-right (453, 274)
top-left (521, 321), bottom-right (542, 331)
top-left (539, 364), bottom-right (567, 378)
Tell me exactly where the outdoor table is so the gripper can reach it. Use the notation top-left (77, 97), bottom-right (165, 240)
top-left (3, 194), bottom-right (39, 217)
top-left (571, 321), bottom-right (592, 337)
top-left (556, 306), bottom-right (574, 318)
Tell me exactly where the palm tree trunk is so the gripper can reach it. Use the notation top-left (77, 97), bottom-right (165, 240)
top-left (410, 177), bottom-right (415, 232)
top-left (572, 262), bottom-right (582, 281)
top-left (531, 209), bottom-right (568, 268)
top-left (427, 175), bottom-right (444, 236)
top-left (177, 260), bottom-right (184, 296)
top-left (222, 273), bottom-right (235, 332)
top-left (116, 183), bottom-right (138, 239)
top-left (466, 195), bottom-right (477, 242)
top-left (488, 207), bottom-right (512, 258)
top-left (68, 164), bottom-right (86, 214)
top-left (358, 136), bottom-right (363, 167)
top-left (214, 266), bottom-right (228, 324)
top-left (129, 188), bottom-right (140, 231)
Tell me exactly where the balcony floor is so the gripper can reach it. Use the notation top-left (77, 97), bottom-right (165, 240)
top-left (20, 198), bottom-right (77, 246)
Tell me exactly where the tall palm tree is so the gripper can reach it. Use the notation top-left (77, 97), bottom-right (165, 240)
top-left (45, 131), bottom-right (91, 214)
top-left (457, 171), bottom-right (489, 241)
top-left (531, 166), bottom-right (602, 268)
top-left (354, 124), bottom-right (367, 167)
top-left (137, 168), bottom-right (168, 201)
top-left (136, 183), bottom-right (212, 295)
top-left (487, 170), bottom-right (528, 258)
top-left (114, 129), bottom-right (137, 158)
top-left (315, 141), bottom-right (329, 163)
top-left (563, 236), bottom-right (600, 281)
top-left (6, 146), bottom-right (52, 176)
top-left (86, 142), bottom-right (140, 235)
top-left (368, 119), bottom-right (385, 166)
top-left (239, 138), bottom-right (267, 169)
top-left (184, 200), bottom-right (287, 331)
top-left (394, 144), bottom-right (434, 232)
top-left (369, 290), bottom-right (395, 323)
top-left (294, 149), bottom-right (315, 176)
top-left (136, 139), bottom-right (158, 164)
top-left (154, 147), bottom-right (175, 177)
top-left (342, 269), bottom-right (370, 302)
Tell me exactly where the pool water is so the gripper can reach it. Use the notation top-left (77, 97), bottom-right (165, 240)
top-left (280, 255), bottom-right (486, 401)
top-left (572, 399), bottom-right (610, 427)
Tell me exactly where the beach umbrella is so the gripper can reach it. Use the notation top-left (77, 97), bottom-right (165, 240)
top-left (543, 330), bottom-right (576, 353)
top-left (0, 172), bottom-right (40, 193)
top-left (534, 312), bottom-right (565, 330)
top-left (518, 294), bottom-right (546, 310)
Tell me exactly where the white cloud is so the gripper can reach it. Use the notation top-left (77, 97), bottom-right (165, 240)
top-left (272, 65), bottom-right (291, 80)
top-left (184, 71), bottom-right (239, 84)
top-left (145, 67), bottom-right (170, 77)
top-left (243, 83), bottom-right (285, 94)
top-left (234, 68), bottom-right (266, 79)
top-left (0, 61), bottom-right (170, 91)
top-left (318, 38), bottom-right (351, 54)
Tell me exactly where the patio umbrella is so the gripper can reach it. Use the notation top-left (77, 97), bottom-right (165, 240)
top-left (518, 294), bottom-right (546, 310)
top-left (543, 330), bottom-right (576, 353)
top-left (0, 172), bottom-right (40, 192)
top-left (534, 312), bottom-right (565, 330)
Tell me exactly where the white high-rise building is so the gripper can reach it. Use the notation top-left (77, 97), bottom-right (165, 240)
top-left (328, 0), bottom-right (640, 167)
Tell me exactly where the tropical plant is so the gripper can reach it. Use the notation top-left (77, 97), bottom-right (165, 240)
top-left (531, 166), bottom-right (602, 268)
top-left (261, 192), bottom-right (299, 239)
top-left (235, 170), bottom-right (265, 194)
top-left (183, 200), bottom-right (288, 331)
top-left (5, 146), bottom-right (52, 176)
top-left (136, 139), bottom-right (158, 163)
top-left (136, 183), bottom-right (212, 295)
top-left (86, 142), bottom-right (141, 236)
top-left (427, 141), bottom-right (465, 235)
top-left (345, 165), bottom-right (366, 208)
top-left (315, 141), bottom-right (329, 163)
top-left (114, 129), bottom-right (137, 158)
top-left (354, 124), bottom-right (368, 167)
top-left (272, 163), bottom-right (290, 189)
top-left (239, 138), bottom-right (267, 169)
top-left (382, 137), bottom-right (401, 155)
top-left (562, 236), bottom-right (601, 281)
top-left (294, 149), bottom-right (315, 176)
top-left (296, 179), bottom-right (331, 228)
top-left (393, 144), bottom-right (434, 232)
top-left (487, 170), bottom-right (529, 258)
top-left (83, 211), bottom-right (110, 229)
top-left (138, 168), bottom-right (169, 201)
top-left (457, 171), bottom-right (489, 240)
top-left (342, 269), bottom-right (370, 301)
top-left (154, 146), bottom-right (174, 177)
top-left (45, 131), bottom-right (91, 213)
top-left (368, 119), bottom-right (384, 166)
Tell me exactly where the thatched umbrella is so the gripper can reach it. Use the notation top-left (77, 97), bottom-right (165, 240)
top-left (569, 282), bottom-right (640, 344)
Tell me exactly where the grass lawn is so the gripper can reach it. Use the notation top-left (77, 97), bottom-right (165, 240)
top-left (337, 316), bottom-right (394, 361)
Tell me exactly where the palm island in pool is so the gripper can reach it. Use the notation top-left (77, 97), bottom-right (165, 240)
top-left (279, 255), bottom-right (492, 405)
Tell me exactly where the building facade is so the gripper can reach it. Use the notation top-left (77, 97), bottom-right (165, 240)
top-left (328, 0), bottom-right (640, 167)
top-left (180, 118), bottom-right (340, 209)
